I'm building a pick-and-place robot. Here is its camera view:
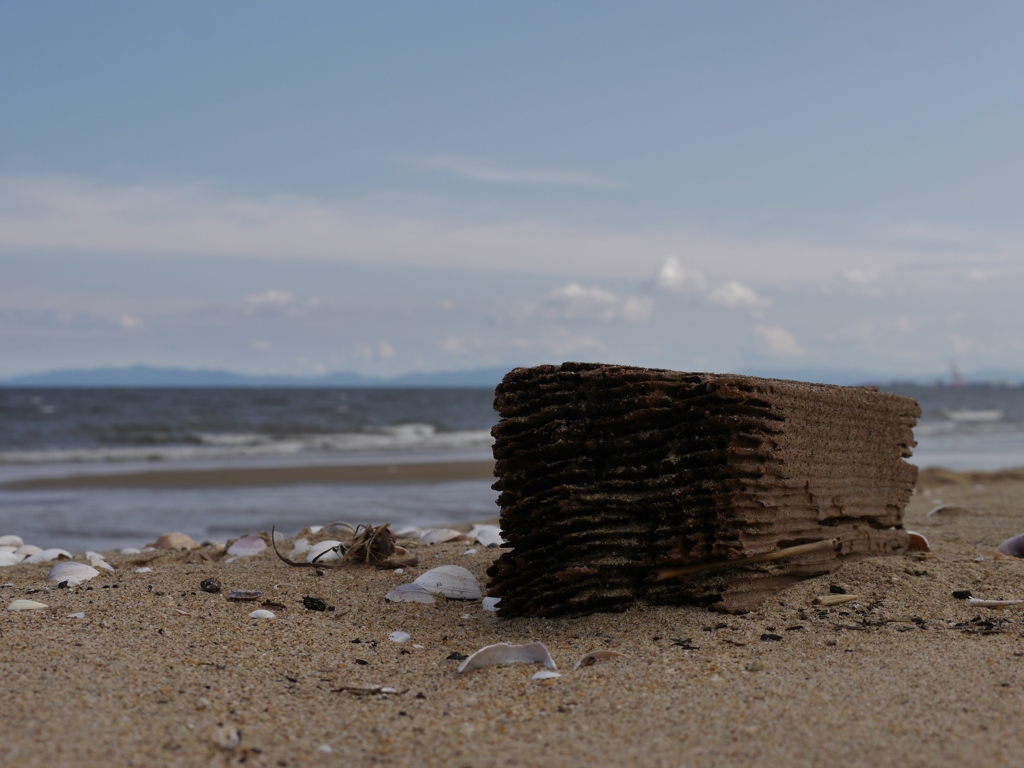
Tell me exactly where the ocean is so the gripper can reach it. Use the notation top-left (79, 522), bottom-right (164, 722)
top-left (2, 384), bottom-right (1023, 551)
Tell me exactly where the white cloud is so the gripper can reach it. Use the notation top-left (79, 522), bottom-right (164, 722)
top-left (708, 280), bottom-right (767, 308)
top-left (542, 283), bottom-right (652, 323)
top-left (355, 341), bottom-right (396, 361)
top-left (654, 256), bottom-right (707, 292)
top-left (843, 269), bottom-right (880, 286)
top-left (411, 154), bottom-right (620, 189)
top-left (117, 313), bottom-right (144, 330)
top-left (245, 289), bottom-right (295, 308)
top-left (753, 325), bottom-right (805, 357)
top-left (0, 174), bottom-right (995, 284)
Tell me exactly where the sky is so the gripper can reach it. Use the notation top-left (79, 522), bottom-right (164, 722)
top-left (2, 2), bottom-right (1024, 380)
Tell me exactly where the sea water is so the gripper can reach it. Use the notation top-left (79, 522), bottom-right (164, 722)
top-left (1, 385), bottom-right (1023, 550)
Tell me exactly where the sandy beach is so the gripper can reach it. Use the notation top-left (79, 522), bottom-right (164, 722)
top-left (4, 468), bottom-right (1024, 767)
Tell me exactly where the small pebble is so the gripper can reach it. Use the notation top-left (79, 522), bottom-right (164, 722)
top-left (952, 590), bottom-right (972, 600)
top-left (200, 579), bottom-right (221, 594)
top-left (302, 596), bottom-right (327, 611)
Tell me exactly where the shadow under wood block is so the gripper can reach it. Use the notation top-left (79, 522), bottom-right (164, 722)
top-left (486, 363), bottom-right (920, 616)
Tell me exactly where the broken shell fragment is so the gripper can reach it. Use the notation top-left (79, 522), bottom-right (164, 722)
top-left (305, 540), bottom-right (344, 563)
top-left (532, 670), bottom-right (561, 680)
top-left (147, 532), bottom-right (200, 550)
top-left (419, 528), bottom-right (469, 545)
top-left (388, 631), bottom-right (411, 643)
top-left (133, 567), bottom-right (153, 573)
top-left (7, 599), bottom-right (48, 611)
top-left (995, 534), bottom-right (1024, 558)
top-left (482, 597), bottom-right (501, 612)
top-left (85, 552), bottom-right (115, 572)
top-left (573, 650), bottom-right (627, 670)
top-left (288, 538), bottom-right (311, 560)
top-left (227, 535), bottom-right (267, 557)
top-left (385, 583), bottom-right (436, 603)
top-left (966, 597), bottom-right (1024, 608)
top-left (906, 531), bottom-right (930, 552)
top-left (412, 565), bottom-right (482, 599)
top-left (47, 561), bottom-right (100, 586)
top-left (390, 526), bottom-right (423, 540)
top-left (456, 642), bottom-right (557, 673)
top-left (248, 609), bottom-right (275, 619)
top-left (23, 548), bottom-right (73, 564)
top-left (812, 594), bottom-right (859, 606)
top-left (66, 612), bottom-right (85, 619)
top-left (469, 525), bottom-right (504, 548)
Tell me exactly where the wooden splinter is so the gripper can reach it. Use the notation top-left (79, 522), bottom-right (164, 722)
top-left (652, 538), bottom-right (840, 582)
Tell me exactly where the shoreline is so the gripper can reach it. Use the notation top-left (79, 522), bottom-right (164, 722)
top-left (0, 459), bottom-right (497, 491)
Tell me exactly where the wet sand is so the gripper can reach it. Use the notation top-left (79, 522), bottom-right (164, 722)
top-left (1, 460), bottom-right (497, 491)
top-left (4, 469), bottom-right (1024, 766)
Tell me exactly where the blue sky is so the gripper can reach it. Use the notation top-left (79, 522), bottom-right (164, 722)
top-left (2, 2), bottom-right (1023, 378)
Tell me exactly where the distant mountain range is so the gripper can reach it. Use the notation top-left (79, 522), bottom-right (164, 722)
top-left (1, 364), bottom-right (1021, 388)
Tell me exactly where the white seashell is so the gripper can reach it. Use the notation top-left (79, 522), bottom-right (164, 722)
top-left (388, 631), bottom-right (411, 643)
top-left (463, 548), bottom-right (478, 556)
top-left (966, 597), bottom-right (1024, 608)
top-left (413, 643), bottom-right (425, 649)
top-left (213, 725), bottom-right (241, 749)
top-left (532, 670), bottom-right (562, 680)
top-left (134, 567), bottom-right (153, 573)
top-left (457, 642), bottom-right (557, 673)
top-left (907, 531), bottom-right (930, 552)
top-left (0, 551), bottom-right (22, 567)
top-left (308, 525), bottom-right (324, 534)
top-left (390, 526), bottom-right (423, 540)
top-left (8, 599), bottom-right (48, 611)
top-left (0, 545), bottom-right (15, 554)
top-left (147, 532), bottom-right (200, 550)
top-left (67, 612), bottom-right (85, 619)
top-left (288, 538), bottom-right (311, 559)
top-left (227, 535), bottom-right (267, 557)
top-left (419, 528), bottom-right (469, 545)
top-left (15, 544), bottom-right (42, 557)
top-left (120, 547), bottom-right (142, 555)
top-left (86, 552), bottom-right (115, 572)
top-left (573, 650), bottom-right (628, 670)
top-left (412, 565), bottom-right (482, 600)
top-left (272, 530), bottom-right (286, 543)
top-left (47, 561), bottom-right (100, 586)
top-left (393, 568), bottom-right (404, 574)
top-left (0, 535), bottom-right (24, 547)
top-left (384, 583), bottom-right (436, 603)
top-left (248, 609), bottom-right (275, 619)
top-left (305, 540), bottom-right (344, 563)
top-left (469, 525), bottom-right (504, 548)
top-left (482, 597), bottom-right (501, 612)
top-left (23, 548), bottom-right (72, 564)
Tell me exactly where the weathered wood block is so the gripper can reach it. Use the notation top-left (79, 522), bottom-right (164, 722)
top-left (486, 363), bottom-right (920, 615)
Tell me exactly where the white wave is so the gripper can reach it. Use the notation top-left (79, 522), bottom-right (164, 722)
top-left (0, 424), bottom-right (494, 465)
